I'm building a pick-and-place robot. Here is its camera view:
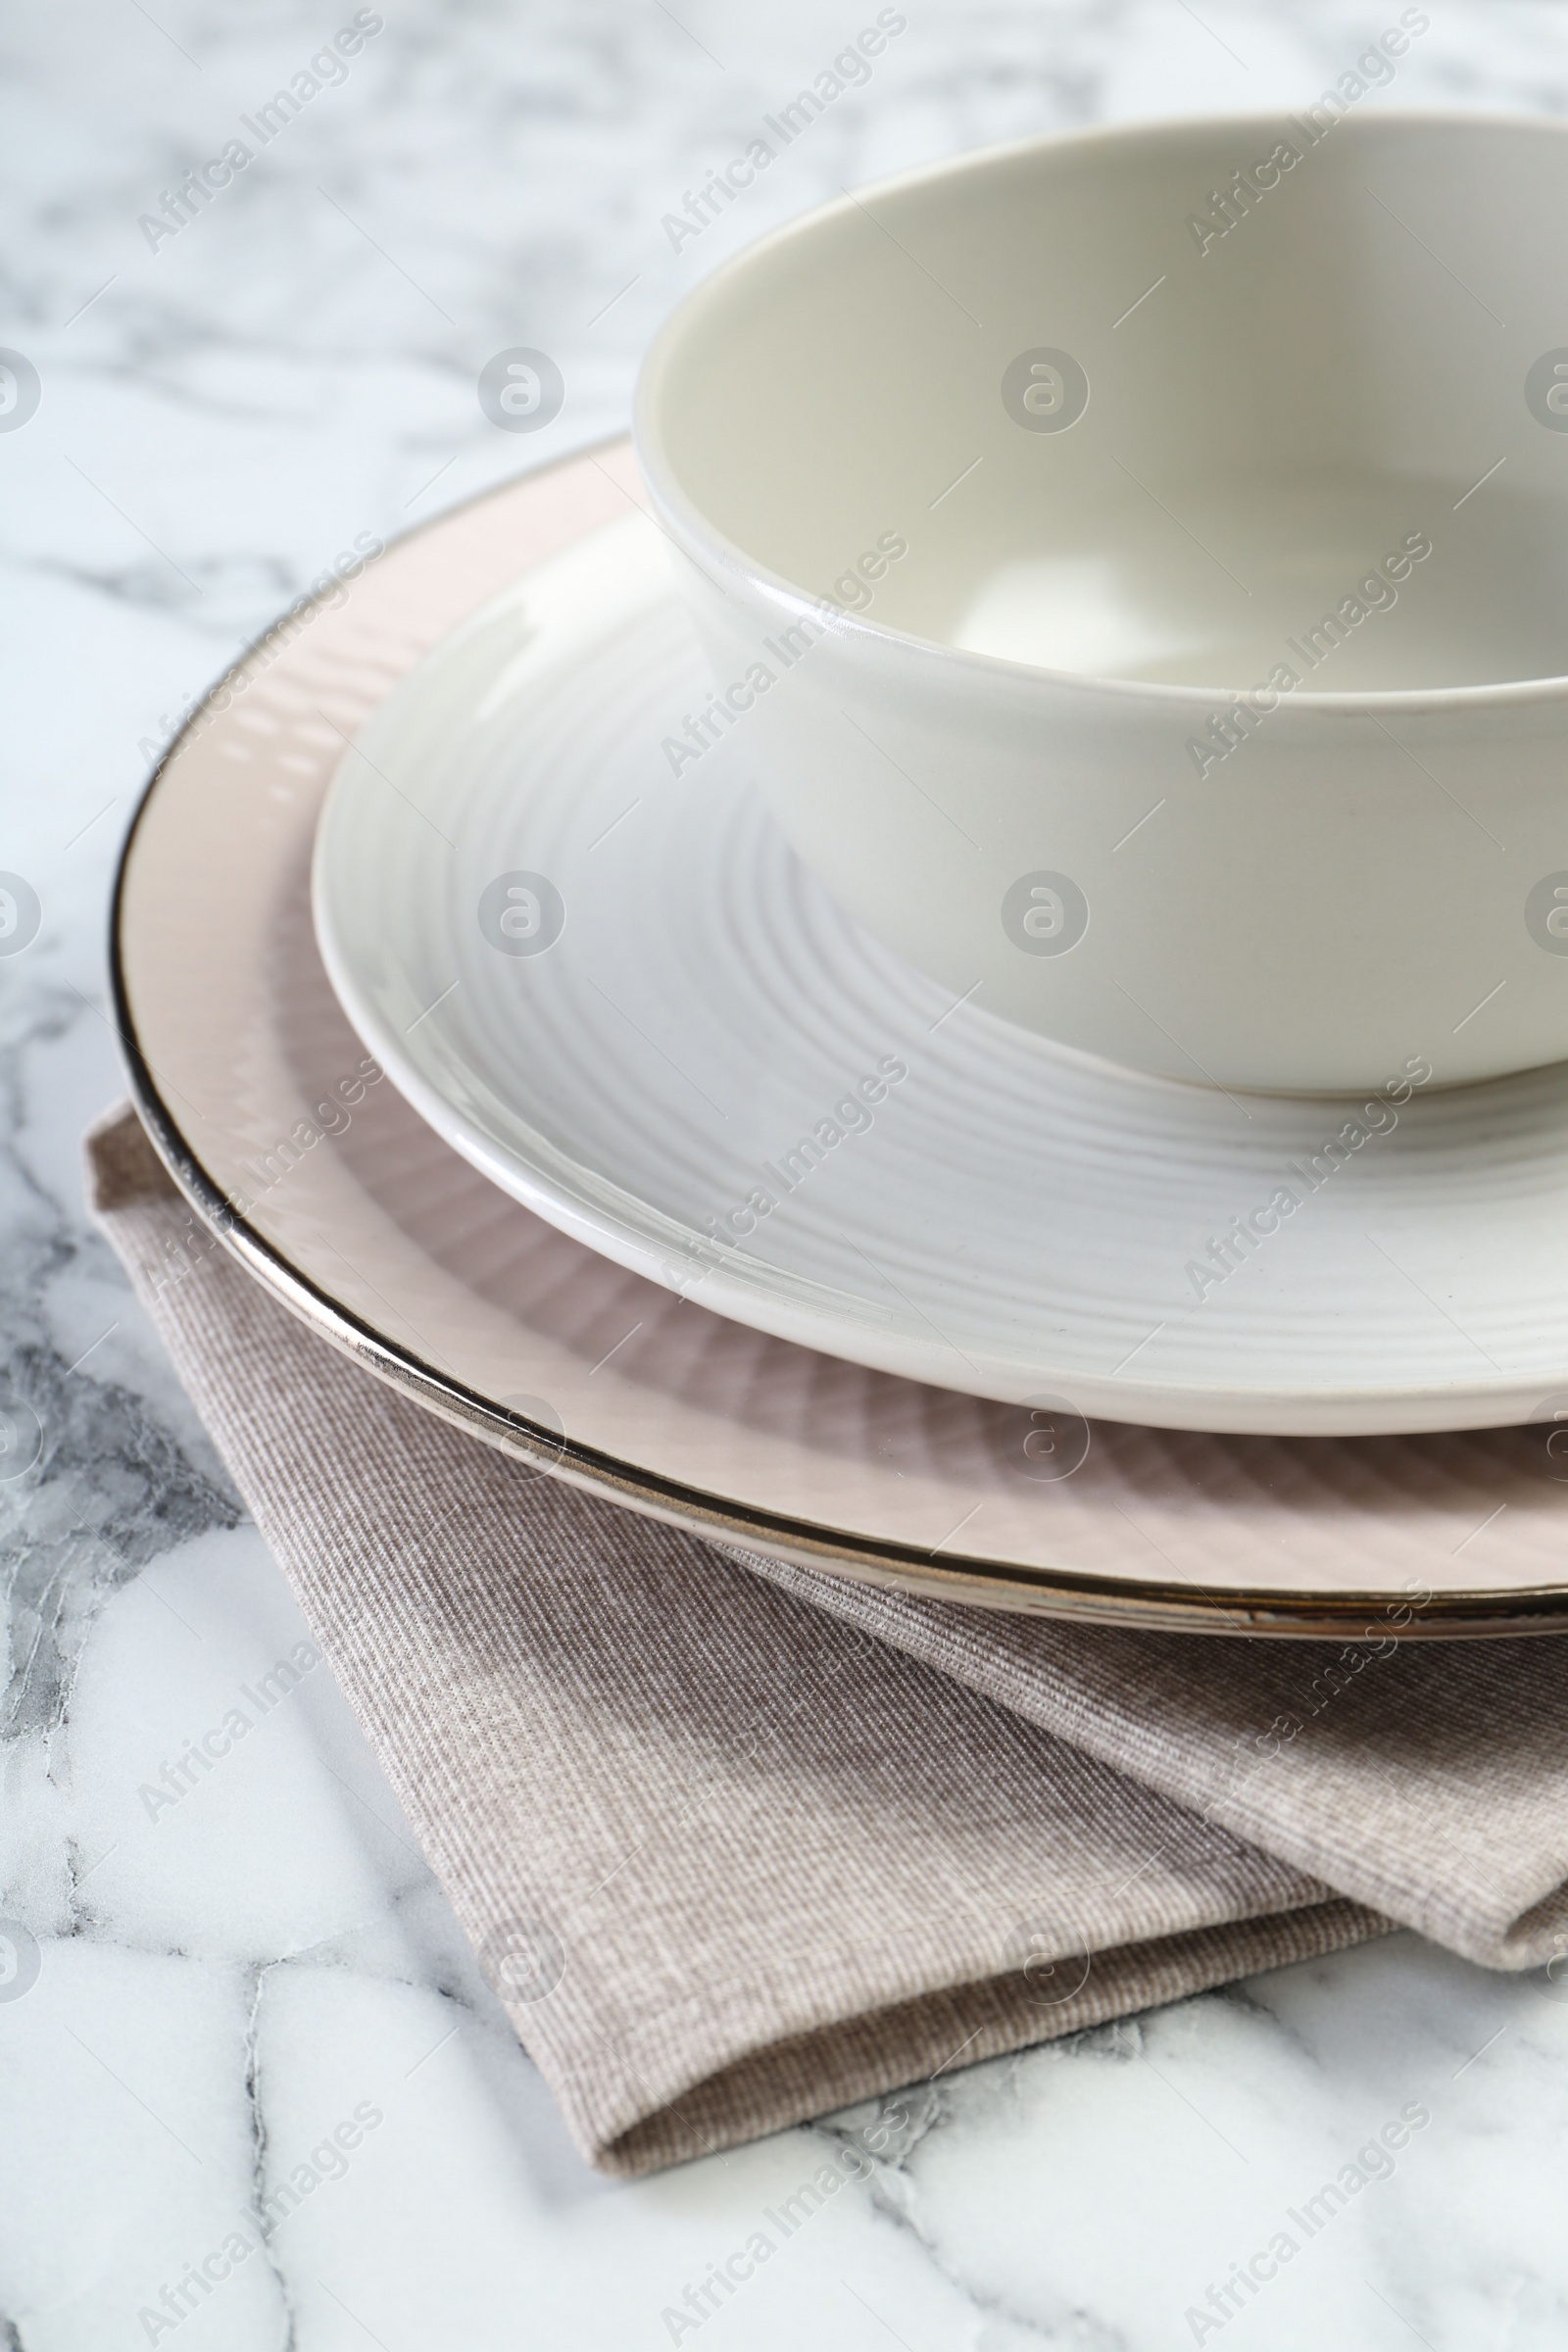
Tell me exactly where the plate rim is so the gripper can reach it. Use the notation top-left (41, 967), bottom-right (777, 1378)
top-left (107, 435), bottom-right (1568, 1641)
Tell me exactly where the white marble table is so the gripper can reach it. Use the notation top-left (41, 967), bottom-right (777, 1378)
top-left (5, 1), bottom-right (1568, 2342)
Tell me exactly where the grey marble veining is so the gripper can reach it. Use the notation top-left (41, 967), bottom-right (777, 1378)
top-left (5, 2), bottom-right (1568, 2344)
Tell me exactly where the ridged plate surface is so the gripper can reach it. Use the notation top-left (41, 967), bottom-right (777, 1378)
top-left (317, 511), bottom-right (1568, 1439)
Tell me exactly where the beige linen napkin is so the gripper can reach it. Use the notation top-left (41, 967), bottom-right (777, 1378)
top-left (89, 1105), bottom-right (1568, 2175)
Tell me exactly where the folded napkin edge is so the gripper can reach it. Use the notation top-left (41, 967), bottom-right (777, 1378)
top-left (593, 1897), bottom-right (1394, 2178)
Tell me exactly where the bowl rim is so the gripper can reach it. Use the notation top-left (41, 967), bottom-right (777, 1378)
top-left (634, 104), bottom-right (1568, 717)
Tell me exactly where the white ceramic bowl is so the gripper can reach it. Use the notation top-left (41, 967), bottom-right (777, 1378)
top-left (636, 108), bottom-right (1568, 1095)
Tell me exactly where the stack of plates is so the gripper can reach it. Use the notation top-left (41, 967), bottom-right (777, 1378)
top-left (113, 442), bottom-right (1568, 1636)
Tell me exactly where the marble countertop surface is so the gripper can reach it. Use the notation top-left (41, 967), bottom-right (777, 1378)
top-left (6, 0), bottom-right (1568, 2343)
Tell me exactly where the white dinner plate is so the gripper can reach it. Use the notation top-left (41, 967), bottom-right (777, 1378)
top-left (110, 439), bottom-right (1568, 1634)
top-left (314, 509), bottom-right (1568, 1440)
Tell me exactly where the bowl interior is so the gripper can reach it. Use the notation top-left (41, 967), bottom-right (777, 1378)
top-left (644, 113), bottom-right (1568, 694)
